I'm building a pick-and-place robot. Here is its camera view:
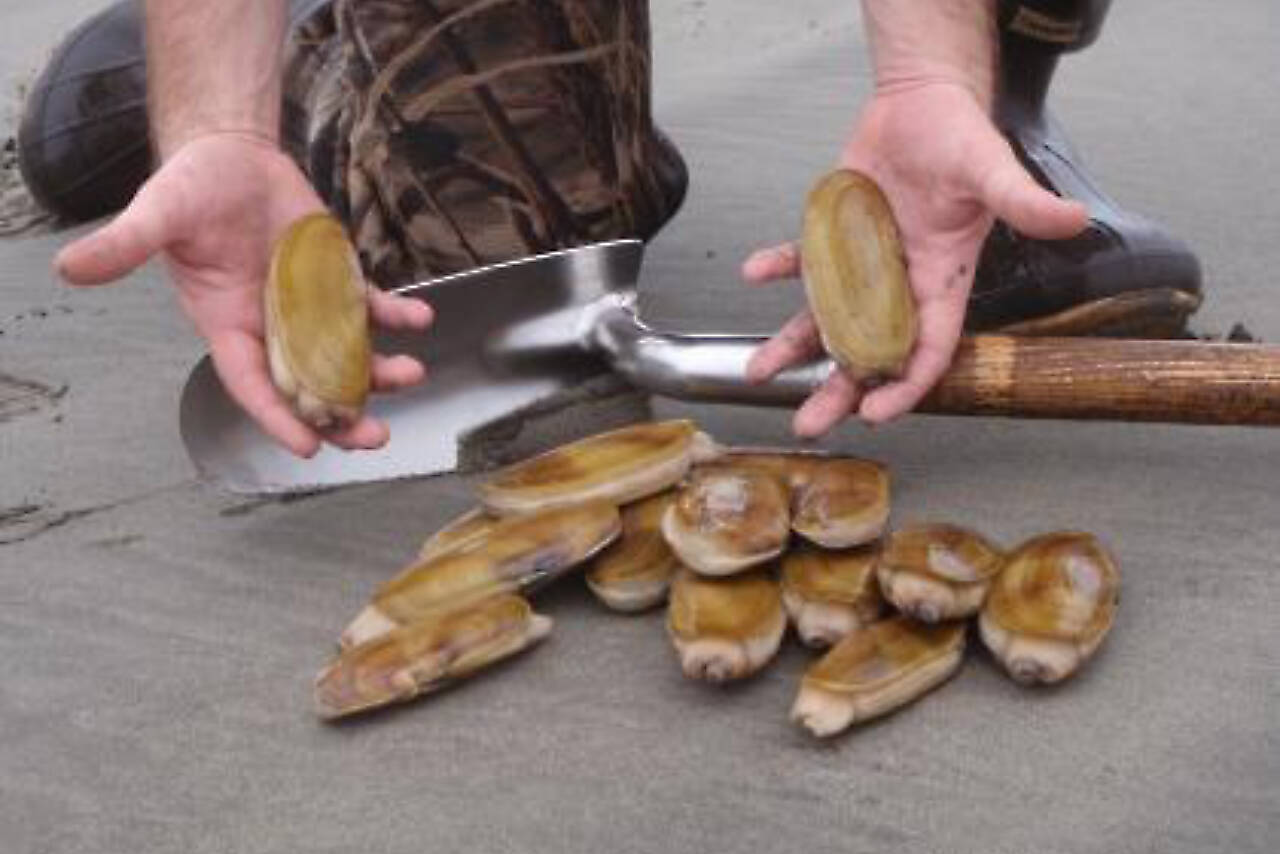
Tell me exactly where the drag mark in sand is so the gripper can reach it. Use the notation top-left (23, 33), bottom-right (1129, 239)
top-left (0, 371), bottom-right (67, 423)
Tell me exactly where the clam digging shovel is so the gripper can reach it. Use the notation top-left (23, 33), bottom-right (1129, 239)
top-left (180, 239), bottom-right (1280, 494)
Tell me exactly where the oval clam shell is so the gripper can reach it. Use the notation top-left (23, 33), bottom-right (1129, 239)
top-left (781, 544), bottom-right (883, 648)
top-left (661, 465), bottom-right (791, 576)
top-left (667, 569), bottom-right (786, 683)
top-left (791, 616), bottom-right (965, 737)
top-left (979, 531), bottom-right (1119, 685)
top-left (790, 458), bottom-right (890, 549)
top-left (342, 501), bottom-right (620, 648)
top-left (264, 213), bottom-right (371, 430)
top-left (315, 595), bottom-right (551, 720)
top-left (801, 169), bottom-right (917, 381)
top-left (877, 523), bottom-right (1005, 622)
top-left (479, 420), bottom-right (717, 516)
top-left (586, 491), bottom-right (679, 612)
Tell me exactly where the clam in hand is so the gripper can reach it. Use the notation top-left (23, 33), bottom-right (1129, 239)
top-left (315, 594), bottom-right (551, 720)
top-left (661, 465), bottom-right (792, 576)
top-left (876, 523), bottom-right (1005, 623)
top-left (342, 501), bottom-right (620, 648)
top-left (479, 420), bottom-right (718, 516)
top-left (667, 569), bottom-right (786, 683)
top-left (801, 169), bottom-right (917, 382)
top-left (264, 212), bottom-right (372, 430)
top-left (979, 532), bottom-right (1119, 685)
top-left (791, 616), bottom-right (966, 737)
top-left (586, 491), bottom-right (680, 612)
top-left (781, 543), bottom-right (883, 648)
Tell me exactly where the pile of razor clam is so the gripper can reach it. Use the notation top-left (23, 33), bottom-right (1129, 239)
top-left (312, 420), bottom-right (1121, 736)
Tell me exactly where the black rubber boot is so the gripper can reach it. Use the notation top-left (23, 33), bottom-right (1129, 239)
top-left (17, 0), bottom-right (331, 225)
top-left (968, 0), bottom-right (1203, 337)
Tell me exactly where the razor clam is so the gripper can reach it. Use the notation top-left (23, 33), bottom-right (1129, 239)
top-left (877, 524), bottom-right (1005, 623)
top-left (479, 420), bottom-right (719, 515)
top-left (801, 169), bottom-right (917, 381)
top-left (661, 465), bottom-right (792, 576)
top-left (418, 507), bottom-right (498, 562)
top-left (342, 501), bottom-right (620, 648)
top-left (791, 617), bottom-right (966, 737)
top-left (781, 543), bottom-right (884, 648)
top-left (264, 212), bottom-right (371, 430)
top-left (979, 532), bottom-right (1119, 685)
top-left (315, 594), bottom-right (551, 720)
top-left (667, 569), bottom-right (786, 683)
top-left (586, 491), bottom-right (680, 612)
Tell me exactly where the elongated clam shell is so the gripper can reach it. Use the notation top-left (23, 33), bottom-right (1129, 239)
top-left (791, 617), bottom-right (965, 737)
top-left (877, 524), bottom-right (1005, 623)
top-left (661, 466), bottom-right (791, 576)
top-left (586, 491), bottom-right (679, 612)
top-left (264, 212), bottom-right (371, 429)
top-left (667, 569), bottom-right (786, 683)
top-left (315, 595), bottom-right (551, 720)
top-left (479, 420), bottom-right (718, 515)
top-left (979, 532), bottom-right (1119, 685)
top-left (801, 169), bottom-right (917, 381)
top-left (418, 508), bottom-right (498, 562)
top-left (342, 501), bottom-right (620, 647)
top-left (790, 458), bottom-right (891, 549)
top-left (781, 544), bottom-right (883, 648)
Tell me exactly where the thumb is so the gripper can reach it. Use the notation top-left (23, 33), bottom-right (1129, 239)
top-left (977, 147), bottom-right (1089, 241)
top-left (54, 181), bottom-right (175, 286)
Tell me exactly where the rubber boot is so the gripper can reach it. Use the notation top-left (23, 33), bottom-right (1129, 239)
top-left (17, 0), bottom-right (331, 224)
top-left (968, 0), bottom-right (1203, 337)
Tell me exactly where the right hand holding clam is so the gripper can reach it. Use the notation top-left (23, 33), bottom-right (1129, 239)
top-left (53, 133), bottom-right (433, 458)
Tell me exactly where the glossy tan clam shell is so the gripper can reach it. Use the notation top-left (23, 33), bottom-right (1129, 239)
top-left (979, 532), bottom-right (1119, 685)
top-left (877, 524), bottom-right (1005, 623)
top-left (418, 508), bottom-right (498, 562)
top-left (264, 212), bottom-right (371, 430)
top-left (781, 544), bottom-right (884, 648)
top-left (479, 420), bottom-right (718, 516)
top-left (667, 569), bottom-right (786, 683)
top-left (791, 617), bottom-right (965, 737)
top-left (315, 595), bottom-right (551, 720)
top-left (790, 458), bottom-right (891, 549)
top-left (661, 466), bottom-right (791, 576)
top-left (586, 491), bottom-right (679, 612)
top-left (342, 501), bottom-right (620, 648)
top-left (801, 169), bottom-right (917, 381)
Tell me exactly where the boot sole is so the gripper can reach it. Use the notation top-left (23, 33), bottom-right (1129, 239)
top-left (993, 288), bottom-right (1203, 339)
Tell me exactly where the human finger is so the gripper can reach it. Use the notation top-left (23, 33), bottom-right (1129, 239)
top-left (793, 368), bottom-right (862, 439)
top-left (372, 354), bottom-right (426, 393)
top-left (857, 291), bottom-right (966, 424)
top-left (369, 288), bottom-right (434, 331)
top-left (319, 414), bottom-right (391, 452)
top-left (741, 242), bottom-right (801, 284)
top-left (746, 309), bottom-right (822, 383)
top-left (974, 143), bottom-right (1089, 240)
top-left (54, 179), bottom-right (177, 286)
top-left (207, 329), bottom-right (322, 458)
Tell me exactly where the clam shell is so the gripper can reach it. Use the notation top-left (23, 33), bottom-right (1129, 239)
top-left (264, 213), bottom-right (371, 429)
top-left (790, 458), bottom-right (891, 548)
top-left (314, 595), bottom-right (551, 720)
top-left (801, 169), bottom-right (917, 381)
top-left (418, 507), bottom-right (498, 562)
top-left (661, 465), bottom-right (791, 576)
top-left (479, 420), bottom-right (718, 515)
top-left (781, 543), bottom-right (883, 648)
top-left (791, 616), bottom-right (965, 737)
top-left (667, 569), bottom-right (786, 683)
top-left (877, 523), bottom-right (1005, 622)
top-left (979, 531), bottom-right (1119, 684)
top-left (342, 501), bottom-right (620, 647)
top-left (586, 491), bottom-right (679, 612)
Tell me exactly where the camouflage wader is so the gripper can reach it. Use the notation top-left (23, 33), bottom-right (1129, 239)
top-left (281, 0), bottom-right (688, 287)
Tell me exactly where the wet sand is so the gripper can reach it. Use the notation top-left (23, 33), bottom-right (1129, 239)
top-left (2, 2), bottom-right (1278, 852)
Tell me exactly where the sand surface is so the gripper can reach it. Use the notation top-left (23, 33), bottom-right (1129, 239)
top-left (1, 2), bottom-right (1277, 852)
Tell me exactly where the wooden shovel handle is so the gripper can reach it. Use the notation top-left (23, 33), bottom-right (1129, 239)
top-left (920, 336), bottom-right (1280, 425)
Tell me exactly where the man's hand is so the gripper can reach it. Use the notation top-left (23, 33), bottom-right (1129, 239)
top-left (54, 134), bottom-right (433, 458)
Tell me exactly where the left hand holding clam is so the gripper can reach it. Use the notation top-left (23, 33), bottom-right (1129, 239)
top-left (53, 134), bottom-right (433, 458)
top-left (743, 83), bottom-right (1088, 437)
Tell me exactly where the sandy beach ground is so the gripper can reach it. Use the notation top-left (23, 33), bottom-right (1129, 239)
top-left (1, 2), bottom-right (1277, 852)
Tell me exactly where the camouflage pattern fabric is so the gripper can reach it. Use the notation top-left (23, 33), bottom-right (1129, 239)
top-left (282, 0), bottom-right (687, 287)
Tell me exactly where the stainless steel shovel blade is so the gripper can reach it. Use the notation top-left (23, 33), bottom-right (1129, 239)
top-left (179, 241), bottom-right (644, 494)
